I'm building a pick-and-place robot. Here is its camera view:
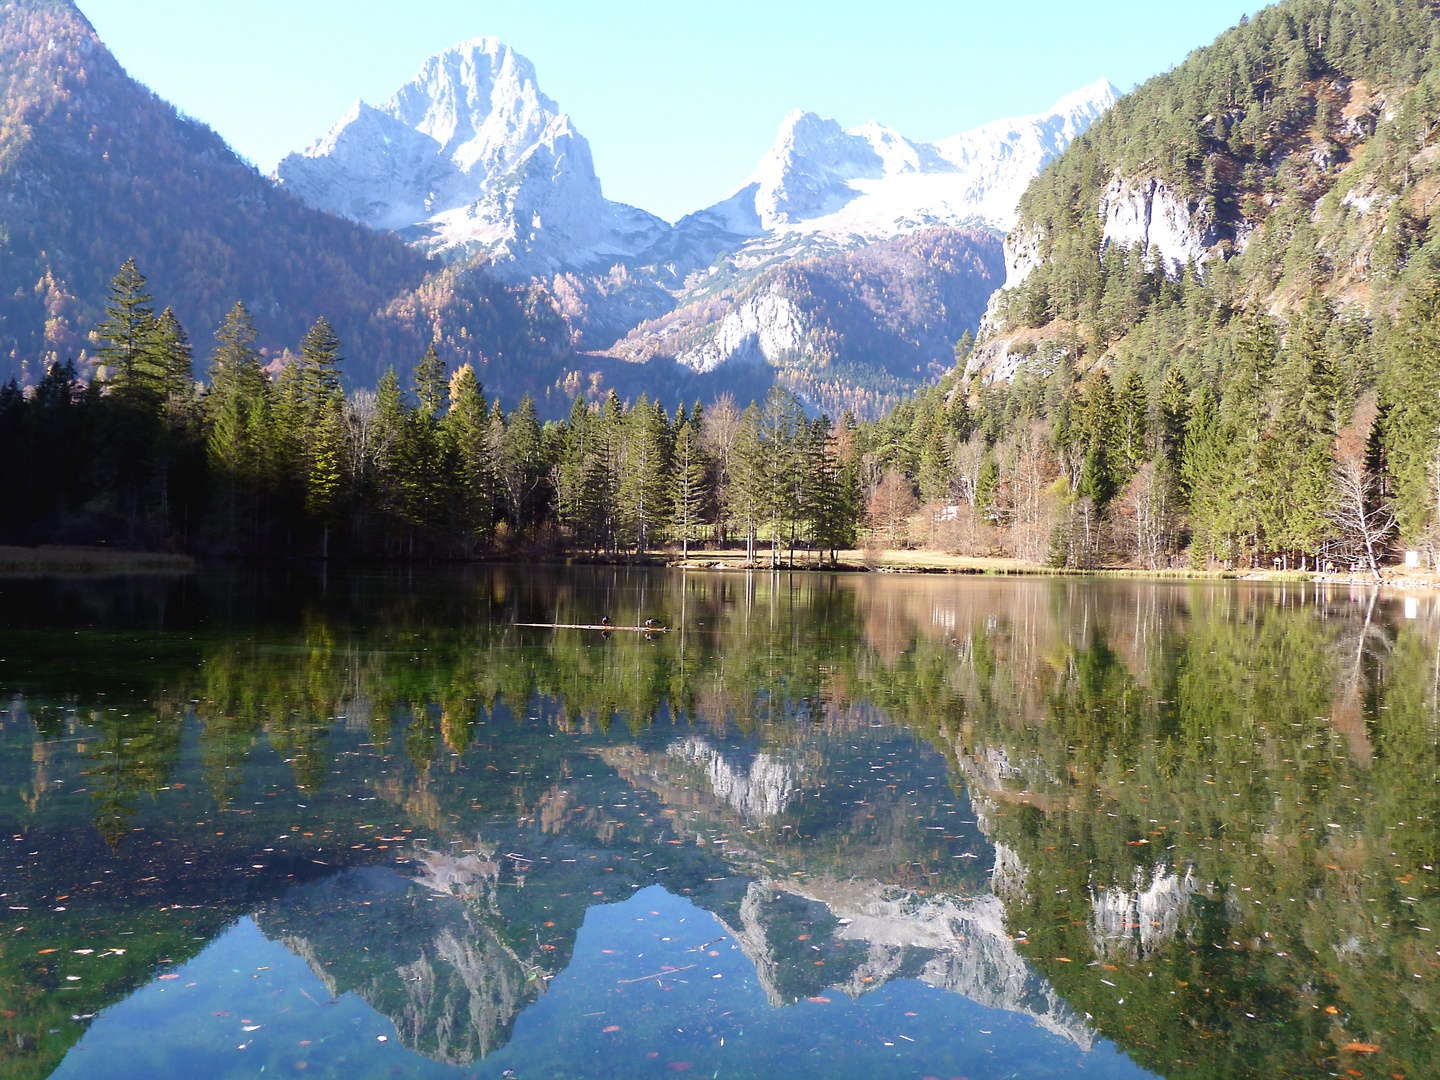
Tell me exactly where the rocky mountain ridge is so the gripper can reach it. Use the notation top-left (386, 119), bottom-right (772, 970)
top-left (275, 39), bottom-right (1115, 413)
top-left (274, 37), bottom-right (670, 279)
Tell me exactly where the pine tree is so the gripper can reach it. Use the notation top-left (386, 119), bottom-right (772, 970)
top-left (1113, 368), bottom-right (1147, 480)
top-left (619, 395), bottom-right (671, 554)
top-left (1158, 365), bottom-right (1190, 478)
top-left (444, 363), bottom-right (495, 543)
top-left (414, 344), bottom-right (448, 418)
top-left (1182, 383), bottom-right (1227, 564)
top-left (500, 395), bottom-right (542, 532)
top-left (728, 403), bottom-right (767, 564)
top-left (296, 317), bottom-right (344, 430)
top-left (1381, 279), bottom-right (1440, 542)
top-left (94, 257), bottom-right (157, 398)
top-left (306, 395), bottom-right (345, 557)
top-left (402, 348), bottom-right (449, 534)
top-left (670, 415), bottom-right (708, 560)
top-left (369, 367), bottom-right (407, 525)
top-left (760, 388), bottom-right (804, 566)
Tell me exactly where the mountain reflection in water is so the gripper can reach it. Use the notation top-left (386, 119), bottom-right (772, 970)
top-left (0, 567), bottom-right (1435, 1080)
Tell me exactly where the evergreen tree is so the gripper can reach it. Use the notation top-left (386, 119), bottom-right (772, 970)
top-left (401, 348), bottom-right (449, 535)
top-left (93, 257), bottom-right (158, 399)
top-left (728, 403), bottom-right (768, 564)
top-left (1380, 281), bottom-right (1440, 541)
top-left (499, 395), bottom-right (542, 532)
top-left (414, 344), bottom-right (448, 418)
top-left (444, 363), bottom-right (495, 543)
top-left (619, 395), bottom-right (671, 554)
top-left (296, 317), bottom-right (344, 431)
top-left (1182, 383), bottom-right (1227, 564)
top-left (1114, 368), bottom-right (1147, 480)
top-left (670, 415), bottom-right (708, 560)
top-left (1158, 365), bottom-right (1190, 477)
top-left (306, 395), bottom-right (345, 557)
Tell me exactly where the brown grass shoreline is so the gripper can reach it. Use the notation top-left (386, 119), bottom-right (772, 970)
top-left (0, 545), bottom-right (196, 574)
top-left (1, 543), bottom-right (1432, 589)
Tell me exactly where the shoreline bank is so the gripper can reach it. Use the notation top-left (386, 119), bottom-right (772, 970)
top-left (0, 545), bottom-right (196, 574)
top-left (2, 544), bottom-right (1433, 589)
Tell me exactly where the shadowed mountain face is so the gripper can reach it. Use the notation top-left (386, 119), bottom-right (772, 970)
top-left (0, 2), bottom-right (572, 396)
top-left (1, 567), bottom-right (1436, 1079)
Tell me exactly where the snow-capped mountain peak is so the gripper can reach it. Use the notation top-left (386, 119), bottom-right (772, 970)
top-left (697, 78), bottom-right (1120, 244)
top-left (274, 37), bottom-right (666, 278)
top-left (380, 37), bottom-right (557, 175)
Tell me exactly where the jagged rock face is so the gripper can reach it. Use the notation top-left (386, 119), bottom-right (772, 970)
top-left (667, 737), bottom-right (799, 819)
top-left (274, 37), bottom-right (667, 278)
top-left (254, 861), bottom-right (544, 1067)
top-left (1099, 174), bottom-right (1217, 274)
top-left (1090, 863), bottom-right (1204, 959)
top-left (671, 290), bottom-right (810, 374)
top-left (722, 876), bottom-right (1097, 1049)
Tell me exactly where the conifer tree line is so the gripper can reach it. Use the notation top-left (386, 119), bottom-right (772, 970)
top-left (0, 259), bottom-right (865, 561)
top-left (6, 257), bottom-right (1438, 574)
top-left (857, 279), bottom-right (1440, 578)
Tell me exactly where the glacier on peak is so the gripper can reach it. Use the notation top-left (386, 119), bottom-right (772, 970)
top-left (274, 36), bottom-right (667, 278)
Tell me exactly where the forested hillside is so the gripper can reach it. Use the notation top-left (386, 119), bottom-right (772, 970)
top-left (0, 0), bottom-right (572, 398)
top-left (889, 0), bottom-right (1440, 570)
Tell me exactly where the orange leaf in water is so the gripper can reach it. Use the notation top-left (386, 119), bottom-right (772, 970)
top-left (1342, 1042), bottom-right (1380, 1053)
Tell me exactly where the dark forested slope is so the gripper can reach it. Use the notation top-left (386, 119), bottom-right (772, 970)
top-left (0, 0), bottom-right (572, 395)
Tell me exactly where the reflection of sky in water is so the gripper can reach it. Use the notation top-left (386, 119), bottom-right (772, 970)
top-left (5, 569), bottom-right (1437, 1080)
top-left (53, 888), bottom-right (1152, 1080)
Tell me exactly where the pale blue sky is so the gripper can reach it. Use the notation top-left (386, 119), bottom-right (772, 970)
top-left (76, 0), bottom-right (1264, 223)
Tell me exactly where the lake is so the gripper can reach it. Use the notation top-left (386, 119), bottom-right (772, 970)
top-left (0, 567), bottom-right (1435, 1080)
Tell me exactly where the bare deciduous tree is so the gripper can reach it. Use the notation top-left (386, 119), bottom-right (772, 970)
top-left (950, 431), bottom-right (987, 510)
top-left (1331, 408), bottom-right (1395, 582)
top-left (1114, 463), bottom-right (1178, 569)
top-left (995, 422), bottom-right (1055, 564)
top-left (868, 468), bottom-right (918, 548)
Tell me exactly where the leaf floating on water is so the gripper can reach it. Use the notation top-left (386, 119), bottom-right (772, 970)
top-left (1342, 1042), bottom-right (1380, 1053)
top-left (602, 1025), bottom-right (621, 1033)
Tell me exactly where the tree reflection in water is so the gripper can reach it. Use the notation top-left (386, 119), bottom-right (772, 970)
top-left (0, 569), bottom-right (1434, 1080)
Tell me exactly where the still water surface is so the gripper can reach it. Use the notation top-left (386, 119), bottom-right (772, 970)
top-left (0, 568), bottom-right (1435, 1079)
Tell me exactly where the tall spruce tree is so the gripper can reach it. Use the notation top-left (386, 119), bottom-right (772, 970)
top-left (670, 415), bottom-right (707, 560)
top-left (444, 363), bottom-right (495, 543)
top-left (620, 395), bottom-right (671, 554)
top-left (94, 257), bottom-right (157, 399)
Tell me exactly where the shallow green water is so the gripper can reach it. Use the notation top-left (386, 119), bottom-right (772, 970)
top-left (1, 567), bottom-right (1435, 1080)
